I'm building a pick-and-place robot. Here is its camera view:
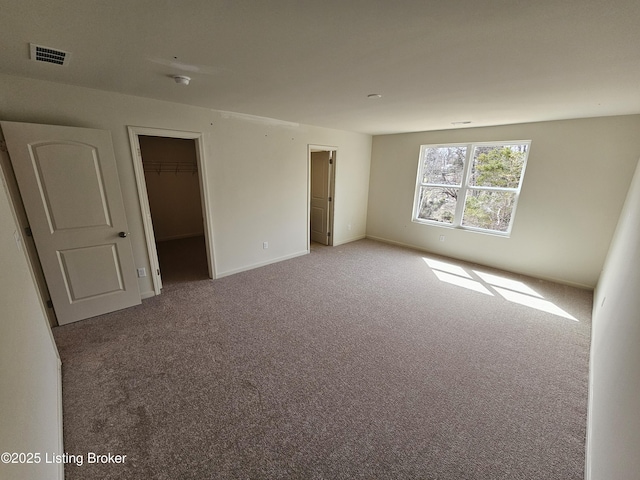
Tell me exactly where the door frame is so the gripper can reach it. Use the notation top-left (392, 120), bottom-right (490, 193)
top-left (307, 144), bottom-right (336, 250)
top-left (128, 126), bottom-right (216, 295)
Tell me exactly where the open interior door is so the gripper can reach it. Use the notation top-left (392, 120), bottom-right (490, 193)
top-left (1, 121), bottom-right (141, 325)
top-left (310, 151), bottom-right (332, 245)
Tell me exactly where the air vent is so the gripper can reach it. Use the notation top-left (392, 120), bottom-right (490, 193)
top-left (30, 43), bottom-right (70, 66)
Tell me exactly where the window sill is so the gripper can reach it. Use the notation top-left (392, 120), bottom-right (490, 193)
top-left (411, 218), bottom-right (512, 238)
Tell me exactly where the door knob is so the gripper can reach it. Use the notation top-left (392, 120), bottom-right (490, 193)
top-left (118, 231), bottom-right (129, 238)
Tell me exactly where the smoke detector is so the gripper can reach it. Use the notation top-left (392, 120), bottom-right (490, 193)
top-left (30, 43), bottom-right (70, 66)
top-left (173, 75), bottom-right (191, 85)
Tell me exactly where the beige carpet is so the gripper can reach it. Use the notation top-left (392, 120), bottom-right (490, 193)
top-left (53, 239), bottom-right (592, 479)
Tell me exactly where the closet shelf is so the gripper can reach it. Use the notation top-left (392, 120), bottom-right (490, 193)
top-left (143, 161), bottom-right (198, 174)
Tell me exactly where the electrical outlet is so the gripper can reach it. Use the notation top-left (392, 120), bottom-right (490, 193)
top-left (137, 268), bottom-right (146, 278)
top-left (439, 235), bottom-right (445, 242)
top-left (263, 242), bottom-right (268, 249)
top-left (348, 223), bottom-right (352, 231)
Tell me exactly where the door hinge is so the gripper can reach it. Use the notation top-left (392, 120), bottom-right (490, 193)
top-left (157, 269), bottom-right (160, 275)
top-left (328, 196), bottom-right (332, 202)
top-left (25, 226), bottom-right (33, 237)
top-left (46, 299), bottom-right (54, 309)
top-left (329, 158), bottom-right (333, 165)
top-left (0, 140), bottom-right (7, 153)
top-left (327, 232), bottom-right (331, 236)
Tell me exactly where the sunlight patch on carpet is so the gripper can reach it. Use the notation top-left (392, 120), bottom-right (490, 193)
top-left (423, 257), bottom-right (579, 321)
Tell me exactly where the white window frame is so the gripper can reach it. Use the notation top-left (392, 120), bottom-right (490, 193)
top-left (412, 140), bottom-right (531, 236)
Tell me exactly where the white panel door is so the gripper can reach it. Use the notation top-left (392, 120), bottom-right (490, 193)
top-left (310, 151), bottom-right (331, 245)
top-left (1, 121), bottom-right (141, 324)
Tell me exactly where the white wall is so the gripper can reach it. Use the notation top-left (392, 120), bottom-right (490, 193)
top-left (587, 157), bottom-right (640, 479)
top-left (0, 168), bottom-right (62, 480)
top-left (367, 116), bottom-right (640, 287)
top-left (144, 171), bottom-right (204, 241)
top-left (0, 73), bottom-right (371, 296)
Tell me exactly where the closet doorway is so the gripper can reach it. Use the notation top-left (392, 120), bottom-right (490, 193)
top-left (128, 127), bottom-right (215, 294)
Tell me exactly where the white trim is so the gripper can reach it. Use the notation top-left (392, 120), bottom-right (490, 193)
top-left (127, 126), bottom-right (217, 296)
top-left (584, 341), bottom-right (595, 480)
top-left (216, 250), bottom-right (308, 278)
top-left (329, 150), bottom-right (336, 246)
top-left (56, 358), bottom-right (64, 480)
top-left (127, 128), bottom-right (161, 294)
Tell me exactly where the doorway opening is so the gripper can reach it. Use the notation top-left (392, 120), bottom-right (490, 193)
top-left (309, 145), bottom-right (336, 249)
top-left (128, 127), bottom-right (216, 294)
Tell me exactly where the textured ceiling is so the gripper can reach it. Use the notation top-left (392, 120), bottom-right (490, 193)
top-left (1, 0), bottom-right (639, 134)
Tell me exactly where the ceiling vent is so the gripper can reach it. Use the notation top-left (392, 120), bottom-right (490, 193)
top-left (30, 43), bottom-right (70, 66)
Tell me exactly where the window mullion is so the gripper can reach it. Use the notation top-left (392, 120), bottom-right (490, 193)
top-left (452, 145), bottom-right (473, 227)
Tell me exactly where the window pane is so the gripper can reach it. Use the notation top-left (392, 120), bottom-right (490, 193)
top-left (462, 190), bottom-right (516, 232)
top-left (416, 186), bottom-right (458, 224)
top-left (422, 146), bottom-right (467, 185)
top-left (469, 144), bottom-right (527, 188)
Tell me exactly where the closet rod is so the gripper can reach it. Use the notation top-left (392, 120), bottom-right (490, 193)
top-left (142, 162), bottom-right (198, 174)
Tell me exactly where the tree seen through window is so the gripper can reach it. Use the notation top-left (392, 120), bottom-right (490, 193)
top-left (414, 142), bottom-right (530, 234)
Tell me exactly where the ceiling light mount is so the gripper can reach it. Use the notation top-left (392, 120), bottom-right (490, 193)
top-left (173, 75), bottom-right (191, 85)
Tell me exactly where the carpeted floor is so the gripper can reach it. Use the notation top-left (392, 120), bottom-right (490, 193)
top-left (53, 239), bottom-right (592, 479)
top-left (155, 235), bottom-right (209, 285)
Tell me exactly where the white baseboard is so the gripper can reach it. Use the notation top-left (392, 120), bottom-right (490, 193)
top-left (365, 234), bottom-right (419, 250)
top-left (584, 352), bottom-right (595, 480)
top-left (57, 358), bottom-right (64, 480)
top-left (216, 250), bottom-right (309, 278)
top-left (333, 234), bottom-right (366, 246)
top-left (365, 234), bottom-right (594, 290)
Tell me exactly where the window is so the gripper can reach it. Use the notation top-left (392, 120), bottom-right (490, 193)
top-left (413, 141), bottom-right (530, 235)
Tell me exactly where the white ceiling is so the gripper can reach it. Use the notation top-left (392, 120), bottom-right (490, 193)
top-left (1, 0), bottom-right (639, 135)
